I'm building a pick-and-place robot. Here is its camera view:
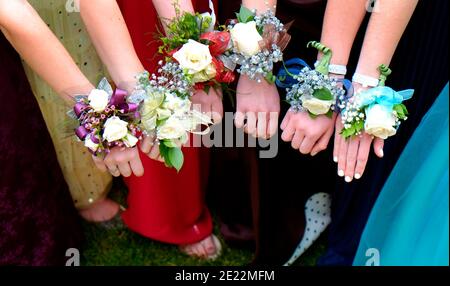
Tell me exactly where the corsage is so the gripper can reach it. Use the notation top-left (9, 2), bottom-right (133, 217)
top-left (340, 65), bottom-right (414, 139)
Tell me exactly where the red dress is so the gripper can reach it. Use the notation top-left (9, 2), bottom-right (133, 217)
top-left (117, 0), bottom-right (215, 245)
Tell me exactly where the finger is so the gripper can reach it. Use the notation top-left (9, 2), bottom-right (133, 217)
top-left (211, 100), bottom-right (224, 124)
top-left (311, 127), bottom-right (334, 156)
top-left (149, 145), bottom-right (161, 160)
top-left (106, 163), bottom-right (121, 177)
top-left (256, 112), bottom-right (268, 138)
top-left (118, 162), bottom-right (132, 178)
top-left (333, 130), bottom-right (342, 163)
top-left (234, 111), bottom-right (246, 129)
top-left (354, 135), bottom-right (372, 180)
top-left (373, 138), bottom-right (385, 158)
top-left (337, 136), bottom-right (349, 178)
top-left (344, 137), bottom-right (361, 182)
top-left (280, 111), bottom-right (292, 131)
top-left (129, 155), bottom-right (144, 177)
top-left (267, 112), bottom-right (279, 138)
top-left (92, 155), bottom-right (108, 172)
top-left (299, 136), bottom-right (315, 155)
top-left (291, 131), bottom-right (304, 150)
top-left (244, 112), bottom-right (257, 135)
top-left (281, 120), bottom-right (296, 142)
top-left (140, 135), bottom-right (154, 154)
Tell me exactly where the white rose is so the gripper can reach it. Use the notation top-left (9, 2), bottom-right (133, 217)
top-left (103, 116), bottom-right (129, 142)
top-left (163, 93), bottom-right (191, 114)
top-left (157, 117), bottom-right (187, 140)
top-left (302, 97), bottom-right (334, 115)
top-left (173, 40), bottom-right (213, 74)
top-left (364, 104), bottom-right (397, 139)
top-left (123, 133), bottom-right (139, 148)
top-left (230, 21), bottom-right (263, 56)
top-left (88, 89), bottom-right (109, 112)
top-left (84, 136), bottom-right (99, 152)
top-left (191, 63), bottom-right (217, 83)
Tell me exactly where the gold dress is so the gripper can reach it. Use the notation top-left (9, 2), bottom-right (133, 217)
top-left (23, 0), bottom-right (112, 209)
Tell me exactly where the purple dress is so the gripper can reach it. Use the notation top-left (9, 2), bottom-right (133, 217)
top-left (0, 34), bottom-right (83, 266)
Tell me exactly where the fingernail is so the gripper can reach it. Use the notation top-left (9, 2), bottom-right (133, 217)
top-left (333, 156), bottom-right (338, 163)
top-left (355, 173), bottom-right (361, 180)
top-left (345, 176), bottom-right (353, 183)
top-left (338, 170), bottom-right (345, 177)
top-left (379, 148), bottom-right (384, 157)
top-left (311, 152), bottom-right (317, 157)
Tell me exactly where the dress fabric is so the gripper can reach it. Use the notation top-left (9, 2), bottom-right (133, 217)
top-left (117, 0), bottom-right (215, 245)
top-left (0, 33), bottom-right (82, 266)
top-left (23, 0), bottom-right (113, 209)
top-left (319, 0), bottom-right (449, 265)
top-left (353, 84), bottom-right (449, 266)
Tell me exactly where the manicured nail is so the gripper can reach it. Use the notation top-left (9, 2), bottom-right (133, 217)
top-left (345, 176), bottom-right (353, 183)
top-left (338, 170), bottom-right (345, 177)
top-left (355, 173), bottom-right (361, 180)
top-left (379, 148), bottom-right (384, 157)
top-left (333, 156), bottom-right (338, 163)
top-left (311, 152), bottom-right (318, 157)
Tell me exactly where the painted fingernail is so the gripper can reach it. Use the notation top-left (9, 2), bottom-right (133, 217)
top-left (355, 173), bottom-right (361, 180)
top-left (311, 152), bottom-right (318, 157)
top-left (338, 170), bottom-right (345, 177)
top-left (379, 148), bottom-right (384, 157)
top-left (345, 176), bottom-right (353, 183)
top-left (333, 156), bottom-right (338, 163)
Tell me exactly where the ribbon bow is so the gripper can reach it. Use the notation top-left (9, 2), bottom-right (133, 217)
top-left (358, 86), bottom-right (414, 109)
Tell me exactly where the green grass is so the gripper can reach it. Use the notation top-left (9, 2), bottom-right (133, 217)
top-left (81, 182), bottom-right (326, 266)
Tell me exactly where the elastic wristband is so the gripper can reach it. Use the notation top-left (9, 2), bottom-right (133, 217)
top-left (352, 73), bottom-right (379, 87)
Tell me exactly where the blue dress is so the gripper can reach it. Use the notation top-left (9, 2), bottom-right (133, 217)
top-left (353, 84), bottom-right (449, 266)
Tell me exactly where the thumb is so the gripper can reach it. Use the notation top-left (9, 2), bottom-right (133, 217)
top-left (373, 138), bottom-right (385, 158)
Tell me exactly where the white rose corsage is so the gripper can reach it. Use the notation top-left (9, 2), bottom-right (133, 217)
top-left (228, 6), bottom-right (292, 83)
top-left (128, 64), bottom-right (212, 172)
top-left (340, 65), bottom-right (414, 139)
top-left (69, 78), bottom-right (142, 156)
top-left (276, 42), bottom-right (351, 118)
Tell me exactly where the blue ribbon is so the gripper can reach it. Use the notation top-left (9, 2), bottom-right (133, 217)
top-left (358, 86), bottom-right (414, 109)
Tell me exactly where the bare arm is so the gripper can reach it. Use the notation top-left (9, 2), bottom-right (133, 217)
top-left (242, 0), bottom-right (277, 15)
top-left (152, 0), bottom-right (195, 33)
top-left (79, 0), bottom-right (144, 93)
top-left (356, 0), bottom-right (418, 77)
top-left (0, 0), bottom-right (93, 100)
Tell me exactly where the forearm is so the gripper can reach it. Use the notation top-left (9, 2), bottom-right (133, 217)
top-left (242, 0), bottom-right (277, 15)
top-left (356, 0), bottom-right (418, 77)
top-left (0, 0), bottom-right (92, 99)
top-left (79, 0), bottom-right (144, 93)
top-left (320, 0), bottom-right (367, 66)
top-left (152, 0), bottom-right (195, 33)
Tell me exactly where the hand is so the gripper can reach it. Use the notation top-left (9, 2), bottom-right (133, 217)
top-left (281, 110), bottom-right (337, 156)
top-left (92, 146), bottom-right (144, 178)
top-left (139, 133), bottom-right (165, 163)
top-left (333, 114), bottom-right (384, 183)
top-left (234, 75), bottom-right (280, 139)
top-left (191, 87), bottom-right (224, 124)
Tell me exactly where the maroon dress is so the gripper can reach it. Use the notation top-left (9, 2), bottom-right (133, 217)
top-left (0, 34), bottom-right (82, 266)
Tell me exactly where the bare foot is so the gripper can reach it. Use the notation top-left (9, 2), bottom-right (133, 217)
top-left (78, 198), bottom-right (120, 222)
top-left (180, 235), bottom-right (222, 260)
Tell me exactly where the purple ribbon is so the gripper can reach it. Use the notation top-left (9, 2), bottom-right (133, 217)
top-left (74, 102), bottom-right (88, 117)
top-left (75, 126), bottom-right (89, 140)
top-left (109, 89), bottom-right (138, 113)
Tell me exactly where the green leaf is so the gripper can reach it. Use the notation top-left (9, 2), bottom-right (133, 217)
top-left (159, 144), bottom-right (173, 169)
top-left (265, 72), bottom-right (277, 84)
top-left (308, 111), bottom-right (318, 119)
top-left (237, 6), bottom-right (255, 23)
top-left (168, 147), bottom-right (184, 172)
top-left (325, 110), bottom-right (334, 119)
top-left (341, 126), bottom-right (355, 139)
top-left (162, 140), bottom-right (179, 148)
top-left (393, 103), bottom-right (408, 120)
top-left (313, 88), bottom-right (333, 101)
